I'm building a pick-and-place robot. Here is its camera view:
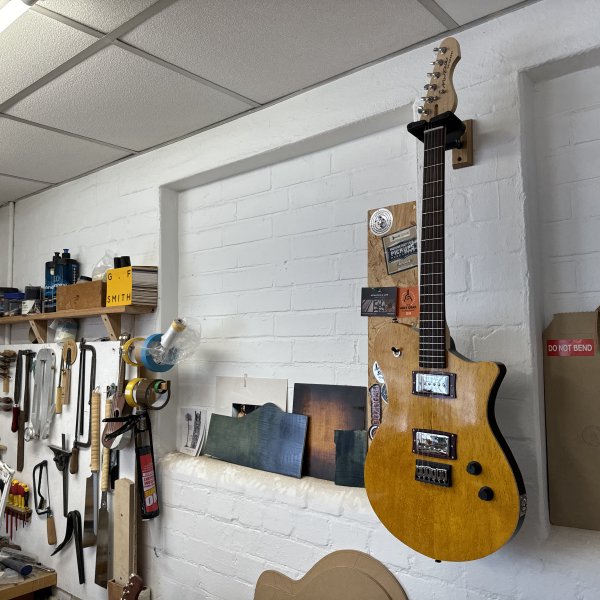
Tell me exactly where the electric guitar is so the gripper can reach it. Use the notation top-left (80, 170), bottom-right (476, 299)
top-left (120, 573), bottom-right (144, 600)
top-left (364, 37), bottom-right (526, 562)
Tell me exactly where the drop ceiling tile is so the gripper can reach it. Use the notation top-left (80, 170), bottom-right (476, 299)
top-left (0, 174), bottom-right (49, 203)
top-left (40, 0), bottom-right (157, 33)
top-left (0, 10), bottom-right (96, 104)
top-left (0, 117), bottom-right (131, 183)
top-left (121, 0), bottom-right (447, 104)
top-left (7, 45), bottom-right (252, 151)
top-left (435, 0), bottom-right (526, 25)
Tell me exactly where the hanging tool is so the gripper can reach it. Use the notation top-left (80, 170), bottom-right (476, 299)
top-left (104, 410), bottom-right (159, 519)
top-left (70, 340), bottom-right (96, 474)
top-left (56, 354), bottom-right (64, 415)
top-left (5, 479), bottom-right (32, 539)
top-left (83, 387), bottom-right (101, 547)
top-left (102, 334), bottom-right (133, 450)
top-left (62, 340), bottom-right (77, 406)
top-left (25, 348), bottom-right (56, 441)
top-left (51, 509), bottom-right (84, 584)
top-left (48, 433), bottom-right (72, 517)
top-left (0, 350), bottom-right (17, 393)
top-left (32, 460), bottom-right (57, 545)
top-left (14, 350), bottom-right (35, 472)
top-left (0, 397), bottom-right (12, 412)
top-left (95, 405), bottom-right (111, 587)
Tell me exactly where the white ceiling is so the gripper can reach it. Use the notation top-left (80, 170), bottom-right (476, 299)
top-left (0, 0), bottom-right (537, 204)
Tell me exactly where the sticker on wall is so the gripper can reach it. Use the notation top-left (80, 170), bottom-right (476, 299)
top-left (383, 225), bottom-right (417, 275)
top-left (397, 286), bottom-right (419, 318)
top-left (369, 384), bottom-right (382, 440)
top-left (372, 362), bottom-right (385, 384)
top-left (369, 208), bottom-right (393, 236)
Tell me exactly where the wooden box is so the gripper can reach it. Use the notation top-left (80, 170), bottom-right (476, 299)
top-left (56, 281), bottom-right (106, 311)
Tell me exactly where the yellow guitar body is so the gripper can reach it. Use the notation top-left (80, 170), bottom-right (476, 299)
top-left (364, 322), bottom-right (526, 562)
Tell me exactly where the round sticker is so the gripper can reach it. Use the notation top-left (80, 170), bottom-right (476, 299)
top-left (369, 208), bottom-right (393, 236)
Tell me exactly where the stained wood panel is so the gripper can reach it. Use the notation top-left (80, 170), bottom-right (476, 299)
top-left (292, 383), bottom-right (366, 481)
top-left (203, 402), bottom-right (307, 478)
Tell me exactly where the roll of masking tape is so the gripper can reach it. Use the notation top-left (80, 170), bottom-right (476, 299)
top-left (122, 337), bottom-right (145, 367)
top-left (124, 377), bottom-right (144, 408)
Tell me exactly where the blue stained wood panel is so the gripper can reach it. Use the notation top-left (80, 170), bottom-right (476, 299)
top-left (203, 402), bottom-right (308, 478)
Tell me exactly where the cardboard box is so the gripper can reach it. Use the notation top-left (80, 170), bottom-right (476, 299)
top-left (543, 309), bottom-right (600, 530)
top-left (56, 281), bottom-right (106, 311)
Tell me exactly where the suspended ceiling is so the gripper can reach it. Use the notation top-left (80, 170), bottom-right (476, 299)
top-left (0, 0), bottom-right (538, 204)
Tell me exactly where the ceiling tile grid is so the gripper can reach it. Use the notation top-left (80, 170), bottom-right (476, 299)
top-left (6, 45), bottom-right (253, 151)
top-left (0, 10), bottom-right (95, 104)
top-left (0, 0), bottom-right (535, 203)
top-left (121, 0), bottom-right (447, 104)
top-left (0, 116), bottom-right (131, 183)
top-left (0, 174), bottom-right (49, 203)
top-left (40, 0), bottom-right (158, 33)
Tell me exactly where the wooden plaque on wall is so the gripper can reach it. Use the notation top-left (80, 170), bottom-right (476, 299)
top-left (366, 202), bottom-right (418, 441)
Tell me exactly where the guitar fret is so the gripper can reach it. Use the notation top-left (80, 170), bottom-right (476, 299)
top-left (419, 123), bottom-right (446, 368)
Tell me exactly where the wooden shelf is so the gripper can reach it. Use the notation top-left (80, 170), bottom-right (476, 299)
top-left (0, 305), bottom-right (155, 343)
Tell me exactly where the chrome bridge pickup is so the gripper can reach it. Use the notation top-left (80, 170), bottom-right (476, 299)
top-left (412, 371), bottom-right (456, 398)
top-left (415, 460), bottom-right (452, 487)
top-left (412, 429), bottom-right (457, 459)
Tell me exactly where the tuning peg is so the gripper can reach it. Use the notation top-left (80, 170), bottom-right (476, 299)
top-left (417, 106), bottom-right (430, 115)
top-left (421, 96), bottom-right (439, 103)
top-left (430, 59), bottom-right (445, 66)
top-left (423, 83), bottom-right (437, 90)
top-left (433, 46), bottom-right (447, 54)
top-left (427, 72), bottom-right (441, 79)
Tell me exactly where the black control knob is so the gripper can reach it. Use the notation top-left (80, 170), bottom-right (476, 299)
top-left (466, 461), bottom-right (482, 475)
top-left (478, 486), bottom-right (494, 501)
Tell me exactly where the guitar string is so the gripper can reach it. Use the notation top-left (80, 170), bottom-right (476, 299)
top-left (419, 125), bottom-right (446, 503)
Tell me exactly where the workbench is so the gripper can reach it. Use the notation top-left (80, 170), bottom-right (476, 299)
top-left (0, 566), bottom-right (56, 600)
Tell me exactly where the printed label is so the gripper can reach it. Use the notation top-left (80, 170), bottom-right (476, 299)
top-left (139, 452), bottom-right (159, 512)
top-left (398, 286), bottom-right (419, 318)
top-left (546, 338), bottom-right (595, 357)
top-left (106, 267), bottom-right (132, 306)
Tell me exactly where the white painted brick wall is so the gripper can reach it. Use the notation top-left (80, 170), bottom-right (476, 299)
top-left (1, 1), bottom-right (600, 599)
top-left (534, 64), bottom-right (600, 323)
top-left (178, 124), bottom-right (412, 407)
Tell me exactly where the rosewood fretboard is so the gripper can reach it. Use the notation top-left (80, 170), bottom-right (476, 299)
top-left (419, 125), bottom-right (447, 370)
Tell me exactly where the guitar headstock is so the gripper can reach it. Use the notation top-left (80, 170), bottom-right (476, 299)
top-left (121, 573), bottom-right (144, 600)
top-left (418, 37), bottom-right (461, 121)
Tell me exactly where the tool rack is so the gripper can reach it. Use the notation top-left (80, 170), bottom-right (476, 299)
top-left (0, 306), bottom-right (155, 344)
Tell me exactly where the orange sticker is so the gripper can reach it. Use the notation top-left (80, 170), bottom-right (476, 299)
top-left (397, 286), bottom-right (419, 318)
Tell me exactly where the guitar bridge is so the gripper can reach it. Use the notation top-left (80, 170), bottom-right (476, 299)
top-left (415, 460), bottom-right (452, 487)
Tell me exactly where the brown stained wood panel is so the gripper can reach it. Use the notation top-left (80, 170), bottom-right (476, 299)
top-left (367, 201), bottom-right (418, 437)
top-left (292, 383), bottom-right (366, 481)
top-left (364, 322), bottom-right (524, 561)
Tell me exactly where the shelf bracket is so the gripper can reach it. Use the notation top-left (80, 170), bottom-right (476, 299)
top-left (100, 313), bottom-right (121, 341)
top-left (29, 319), bottom-right (48, 343)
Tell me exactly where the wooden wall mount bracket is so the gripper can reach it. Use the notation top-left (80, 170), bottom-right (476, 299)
top-left (452, 118), bottom-right (474, 169)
